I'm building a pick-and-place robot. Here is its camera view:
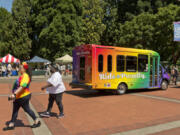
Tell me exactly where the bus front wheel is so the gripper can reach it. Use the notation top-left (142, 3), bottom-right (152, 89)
top-left (161, 80), bottom-right (168, 90)
top-left (117, 83), bottom-right (127, 95)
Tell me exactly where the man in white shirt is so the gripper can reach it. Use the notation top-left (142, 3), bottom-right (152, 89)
top-left (40, 64), bottom-right (66, 118)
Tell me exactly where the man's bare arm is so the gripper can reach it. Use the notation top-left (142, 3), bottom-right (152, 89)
top-left (41, 82), bottom-right (53, 90)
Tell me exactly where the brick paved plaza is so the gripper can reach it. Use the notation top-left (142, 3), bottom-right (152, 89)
top-left (0, 77), bottom-right (180, 135)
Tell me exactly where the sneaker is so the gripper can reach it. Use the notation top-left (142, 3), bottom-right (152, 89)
top-left (57, 113), bottom-right (64, 119)
top-left (40, 111), bottom-right (50, 117)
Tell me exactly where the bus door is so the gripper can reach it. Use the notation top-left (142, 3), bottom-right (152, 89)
top-left (73, 46), bottom-right (92, 83)
top-left (95, 47), bottom-right (114, 89)
top-left (149, 56), bottom-right (159, 87)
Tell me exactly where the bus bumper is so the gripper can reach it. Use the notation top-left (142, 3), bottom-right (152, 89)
top-left (69, 82), bottom-right (92, 89)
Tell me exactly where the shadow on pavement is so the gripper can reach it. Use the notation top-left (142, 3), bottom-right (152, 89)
top-left (4, 119), bottom-right (31, 128)
top-left (15, 119), bottom-right (31, 127)
top-left (126, 88), bottom-right (162, 94)
top-left (65, 89), bottom-right (116, 98)
top-left (65, 88), bottom-right (163, 98)
top-left (170, 85), bottom-right (180, 88)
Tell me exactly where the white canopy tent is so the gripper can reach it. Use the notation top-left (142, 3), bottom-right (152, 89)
top-left (56, 54), bottom-right (72, 63)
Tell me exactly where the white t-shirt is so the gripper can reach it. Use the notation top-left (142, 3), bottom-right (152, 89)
top-left (8, 64), bottom-right (12, 71)
top-left (46, 72), bottom-right (66, 94)
top-left (61, 65), bottom-right (66, 70)
top-left (2, 66), bottom-right (6, 72)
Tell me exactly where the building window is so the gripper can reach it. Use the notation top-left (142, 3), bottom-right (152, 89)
top-left (98, 55), bottom-right (103, 72)
top-left (138, 55), bottom-right (148, 72)
top-left (117, 55), bottom-right (125, 72)
top-left (126, 56), bottom-right (137, 72)
top-left (107, 55), bottom-right (112, 72)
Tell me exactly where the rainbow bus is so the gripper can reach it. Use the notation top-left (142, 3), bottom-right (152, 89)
top-left (70, 44), bottom-right (170, 94)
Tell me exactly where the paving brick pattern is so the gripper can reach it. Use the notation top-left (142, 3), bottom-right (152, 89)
top-left (0, 83), bottom-right (33, 135)
top-left (30, 82), bottom-right (180, 135)
top-left (0, 80), bottom-right (180, 135)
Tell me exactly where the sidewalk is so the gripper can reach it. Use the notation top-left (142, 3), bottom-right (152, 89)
top-left (0, 83), bottom-right (34, 135)
top-left (0, 75), bottom-right (72, 83)
top-left (1, 80), bottom-right (180, 135)
top-left (0, 75), bottom-right (72, 80)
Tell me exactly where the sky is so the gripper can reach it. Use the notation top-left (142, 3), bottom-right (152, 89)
top-left (0, 0), bottom-right (13, 12)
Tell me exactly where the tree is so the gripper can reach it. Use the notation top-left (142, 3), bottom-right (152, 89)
top-left (102, 0), bottom-right (180, 46)
top-left (30, 0), bottom-right (83, 60)
top-left (153, 4), bottom-right (180, 64)
top-left (117, 0), bottom-right (180, 23)
top-left (0, 8), bottom-right (13, 56)
top-left (101, 0), bottom-right (119, 45)
top-left (81, 0), bottom-right (106, 44)
top-left (119, 13), bottom-right (155, 49)
top-left (111, 4), bottom-right (180, 64)
top-left (6, 0), bottom-right (33, 60)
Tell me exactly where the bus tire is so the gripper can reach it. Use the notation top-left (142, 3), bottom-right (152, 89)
top-left (117, 83), bottom-right (127, 95)
top-left (161, 80), bottom-right (168, 90)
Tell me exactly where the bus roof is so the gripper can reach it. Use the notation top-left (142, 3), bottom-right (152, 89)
top-left (75, 44), bottom-right (159, 56)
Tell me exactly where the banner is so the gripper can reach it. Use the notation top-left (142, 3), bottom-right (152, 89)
top-left (174, 22), bottom-right (180, 41)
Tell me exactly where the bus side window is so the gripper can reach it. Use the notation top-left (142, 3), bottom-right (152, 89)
top-left (98, 55), bottom-right (103, 72)
top-left (126, 56), bottom-right (137, 72)
top-left (117, 55), bottom-right (125, 72)
top-left (107, 55), bottom-right (112, 72)
top-left (138, 55), bottom-right (148, 72)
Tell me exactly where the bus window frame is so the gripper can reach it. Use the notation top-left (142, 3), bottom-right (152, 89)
top-left (138, 54), bottom-right (148, 72)
top-left (98, 54), bottom-right (103, 72)
top-left (107, 55), bottom-right (112, 72)
top-left (116, 55), bottom-right (125, 72)
top-left (126, 56), bottom-right (137, 72)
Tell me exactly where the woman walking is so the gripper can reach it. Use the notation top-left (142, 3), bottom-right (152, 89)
top-left (40, 64), bottom-right (65, 118)
top-left (4, 62), bottom-right (41, 130)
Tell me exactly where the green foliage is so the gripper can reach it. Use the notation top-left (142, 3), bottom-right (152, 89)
top-left (119, 13), bottom-right (155, 49)
top-left (153, 4), bottom-right (180, 63)
top-left (101, 0), bottom-right (119, 45)
top-left (110, 4), bottom-right (180, 64)
top-left (10, 0), bottom-right (32, 59)
top-left (103, 0), bottom-right (180, 46)
top-left (0, 0), bottom-right (32, 59)
top-left (31, 0), bottom-right (83, 60)
top-left (81, 0), bottom-right (106, 44)
top-left (117, 0), bottom-right (180, 23)
top-left (0, 8), bottom-right (13, 56)
top-left (0, 0), bottom-right (180, 64)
